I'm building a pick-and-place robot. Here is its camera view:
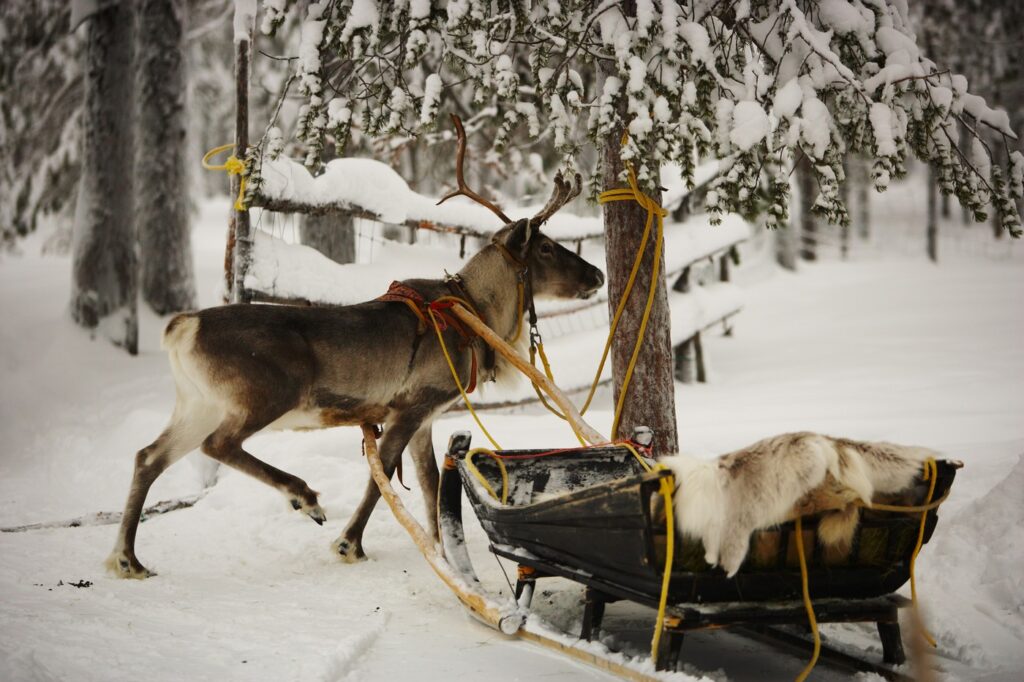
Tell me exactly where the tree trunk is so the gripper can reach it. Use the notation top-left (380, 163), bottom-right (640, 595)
top-left (855, 157), bottom-right (870, 240)
top-left (70, 1), bottom-right (138, 354)
top-left (602, 120), bottom-right (679, 456)
top-left (840, 159), bottom-right (850, 260)
top-left (300, 210), bottom-right (356, 263)
top-left (227, 16), bottom-right (252, 303)
top-left (797, 154), bottom-right (817, 261)
top-left (775, 228), bottom-right (798, 270)
top-left (927, 164), bottom-right (939, 262)
top-left (136, 0), bottom-right (196, 315)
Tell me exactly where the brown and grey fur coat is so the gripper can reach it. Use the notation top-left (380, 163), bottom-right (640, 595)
top-left (662, 432), bottom-right (938, 576)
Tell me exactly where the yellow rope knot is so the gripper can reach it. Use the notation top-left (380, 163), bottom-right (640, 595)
top-left (202, 143), bottom-right (249, 211)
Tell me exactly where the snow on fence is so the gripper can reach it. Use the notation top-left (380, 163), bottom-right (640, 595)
top-left (250, 155), bottom-right (606, 244)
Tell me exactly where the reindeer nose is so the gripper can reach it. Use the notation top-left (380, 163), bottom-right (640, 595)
top-left (589, 269), bottom-right (605, 290)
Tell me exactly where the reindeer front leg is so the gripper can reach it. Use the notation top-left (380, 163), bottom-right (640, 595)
top-left (334, 416), bottom-right (422, 562)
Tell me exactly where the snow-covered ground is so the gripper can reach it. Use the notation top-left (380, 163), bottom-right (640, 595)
top-left (1, 180), bottom-right (1022, 681)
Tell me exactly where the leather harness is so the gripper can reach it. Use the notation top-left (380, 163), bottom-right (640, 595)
top-left (375, 235), bottom-right (533, 394)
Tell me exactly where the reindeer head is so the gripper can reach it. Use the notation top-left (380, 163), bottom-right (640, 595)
top-left (437, 114), bottom-right (604, 302)
top-left (493, 175), bottom-right (604, 300)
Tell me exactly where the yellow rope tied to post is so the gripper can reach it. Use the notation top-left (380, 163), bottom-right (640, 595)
top-left (202, 143), bottom-right (248, 211)
top-left (594, 146), bottom-right (668, 439)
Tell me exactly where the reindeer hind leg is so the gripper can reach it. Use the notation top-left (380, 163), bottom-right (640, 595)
top-left (107, 405), bottom-right (220, 579)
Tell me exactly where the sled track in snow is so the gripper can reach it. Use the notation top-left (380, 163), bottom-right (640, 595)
top-left (0, 492), bottom-right (208, 533)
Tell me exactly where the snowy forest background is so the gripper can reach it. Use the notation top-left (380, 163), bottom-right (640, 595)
top-left (1, 1), bottom-right (1023, 681)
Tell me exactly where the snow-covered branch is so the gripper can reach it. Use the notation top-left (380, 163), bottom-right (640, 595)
top-left (256, 0), bottom-right (1022, 237)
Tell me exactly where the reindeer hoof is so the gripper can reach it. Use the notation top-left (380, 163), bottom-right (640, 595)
top-left (289, 497), bottom-right (326, 525)
top-left (105, 551), bottom-right (156, 580)
top-left (332, 537), bottom-right (367, 564)
top-left (307, 505), bottom-right (326, 526)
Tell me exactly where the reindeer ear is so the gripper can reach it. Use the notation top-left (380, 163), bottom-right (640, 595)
top-left (503, 218), bottom-right (535, 256)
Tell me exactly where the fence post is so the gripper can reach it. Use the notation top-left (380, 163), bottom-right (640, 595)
top-left (227, 7), bottom-right (253, 303)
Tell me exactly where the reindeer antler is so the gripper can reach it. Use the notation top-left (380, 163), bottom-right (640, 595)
top-left (436, 114), bottom-right (511, 224)
top-left (531, 170), bottom-right (583, 226)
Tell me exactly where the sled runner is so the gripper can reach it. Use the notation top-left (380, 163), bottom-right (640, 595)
top-left (438, 430), bottom-right (961, 677)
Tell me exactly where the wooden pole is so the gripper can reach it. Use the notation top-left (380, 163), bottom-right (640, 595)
top-left (449, 304), bottom-right (607, 445)
top-left (362, 425), bottom-right (663, 682)
top-left (359, 425), bottom-right (510, 629)
top-left (228, 14), bottom-right (253, 303)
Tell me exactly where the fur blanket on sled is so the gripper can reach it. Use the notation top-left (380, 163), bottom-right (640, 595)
top-left (660, 432), bottom-right (938, 577)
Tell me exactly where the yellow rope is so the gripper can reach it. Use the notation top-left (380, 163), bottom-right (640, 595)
top-left (908, 458), bottom-right (939, 648)
top-left (794, 516), bottom-right (822, 682)
top-left (202, 143), bottom-right (248, 211)
top-left (650, 466), bottom-right (676, 661)
top-left (465, 448), bottom-right (509, 504)
top-left (577, 182), bottom-right (657, 418)
top-left (596, 167), bottom-right (668, 439)
top-left (790, 457), bottom-right (942, 680)
top-left (428, 307), bottom-right (502, 450)
top-left (616, 441), bottom-right (654, 473)
top-left (529, 342), bottom-right (590, 447)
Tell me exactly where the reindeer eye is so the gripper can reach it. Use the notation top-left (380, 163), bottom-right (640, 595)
top-left (539, 241), bottom-right (554, 257)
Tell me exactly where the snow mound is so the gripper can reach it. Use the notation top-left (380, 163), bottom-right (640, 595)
top-left (916, 454), bottom-right (1024, 670)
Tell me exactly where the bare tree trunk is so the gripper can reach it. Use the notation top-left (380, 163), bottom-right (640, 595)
top-left (797, 154), bottom-right (817, 261)
top-left (602, 117), bottom-right (678, 455)
top-left (136, 0), bottom-right (196, 315)
top-left (927, 164), bottom-right (939, 262)
top-left (70, 1), bottom-right (137, 354)
top-left (840, 159), bottom-right (851, 260)
top-left (855, 157), bottom-right (870, 240)
top-left (775, 225), bottom-right (798, 271)
top-left (300, 211), bottom-right (356, 263)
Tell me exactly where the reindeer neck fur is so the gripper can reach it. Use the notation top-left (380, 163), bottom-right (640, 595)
top-left (455, 243), bottom-right (525, 344)
top-left (455, 244), bottom-right (529, 388)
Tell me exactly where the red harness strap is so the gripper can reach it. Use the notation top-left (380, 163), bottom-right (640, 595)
top-left (377, 281), bottom-right (480, 393)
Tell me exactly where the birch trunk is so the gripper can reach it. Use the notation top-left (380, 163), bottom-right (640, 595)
top-left (136, 0), bottom-right (196, 314)
top-left (70, 0), bottom-right (138, 354)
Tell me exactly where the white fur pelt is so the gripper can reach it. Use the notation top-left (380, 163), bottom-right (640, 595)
top-left (661, 432), bottom-right (938, 577)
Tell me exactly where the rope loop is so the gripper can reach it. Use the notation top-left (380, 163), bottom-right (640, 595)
top-left (202, 143), bottom-right (249, 211)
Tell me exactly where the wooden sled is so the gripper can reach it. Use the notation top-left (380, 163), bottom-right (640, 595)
top-left (438, 430), bottom-right (961, 679)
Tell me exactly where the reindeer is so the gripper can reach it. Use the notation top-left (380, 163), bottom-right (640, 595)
top-left (107, 117), bottom-right (604, 578)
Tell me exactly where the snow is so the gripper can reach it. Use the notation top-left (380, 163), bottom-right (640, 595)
top-left (869, 102), bottom-right (897, 156)
top-left (799, 93), bottom-right (832, 160)
top-left (232, 0), bottom-right (256, 42)
top-left (2, 174), bottom-right (1024, 680)
top-left (771, 78), bottom-right (803, 120)
top-left (258, 156), bottom-right (499, 232)
top-left (816, 0), bottom-right (871, 35)
top-left (729, 101), bottom-right (771, 152)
